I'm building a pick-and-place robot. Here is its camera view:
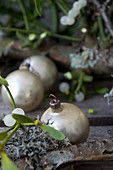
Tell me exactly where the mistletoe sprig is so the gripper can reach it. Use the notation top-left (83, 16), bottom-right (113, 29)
top-left (62, 69), bottom-right (93, 102)
top-left (0, 75), bottom-right (65, 170)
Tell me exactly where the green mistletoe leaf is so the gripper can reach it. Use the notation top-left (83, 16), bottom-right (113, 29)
top-left (1, 152), bottom-right (18, 170)
top-left (96, 87), bottom-right (109, 94)
top-left (0, 131), bottom-right (7, 141)
top-left (12, 114), bottom-right (34, 123)
top-left (0, 75), bottom-right (8, 86)
top-left (34, 0), bottom-right (41, 16)
top-left (39, 123), bottom-right (65, 140)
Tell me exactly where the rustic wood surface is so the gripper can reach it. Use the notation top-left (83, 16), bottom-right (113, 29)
top-left (0, 80), bottom-right (113, 169)
top-left (0, 66), bottom-right (113, 169)
top-left (0, 86), bottom-right (113, 124)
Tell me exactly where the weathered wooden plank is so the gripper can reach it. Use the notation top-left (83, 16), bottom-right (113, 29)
top-left (1, 43), bottom-right (113, 169)
top-left (0, 74), bottom-right (113, 127)
top-left (0, 93), bottom-right (113, 126)
top-left (15, 159), bottom-right (113, 170)
top-left (75, 95), bottom-right (113, 126)
top-left (14, 138), bottom-right (113, 169)
top-left (0, 124), bottom-right (112, 169)
top-left (88, 126), bottom-right (113, 140)
top-left (57, 160), bottom-right (113, 170)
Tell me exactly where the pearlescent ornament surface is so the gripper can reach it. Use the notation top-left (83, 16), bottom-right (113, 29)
top-left (1, 69), bottom-right (44, 111)
top-left (20, 56), bottom-right (58, 92)
top-left (41, 103), bottom-right (89, 144)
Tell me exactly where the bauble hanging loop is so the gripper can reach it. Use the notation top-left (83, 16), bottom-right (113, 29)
top-left (49, 94), bottom-right (61, 109)
top-left (41, 94), bottom-right (89, 144)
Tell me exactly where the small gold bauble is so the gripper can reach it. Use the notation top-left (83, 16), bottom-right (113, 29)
top-left (41, 94), bottom-right (89, 144)
top-left (20, 56), bottom-right (58, 92)
top-left (1, 67), bottom-right (44, 111)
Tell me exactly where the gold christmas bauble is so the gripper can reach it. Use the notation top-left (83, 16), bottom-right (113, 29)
top-left (1, 67), bottom-right (44, 111)
top-left (20, 56), bottom-right (58, 92)
top-left (41, 94), bottom-right (89, 144)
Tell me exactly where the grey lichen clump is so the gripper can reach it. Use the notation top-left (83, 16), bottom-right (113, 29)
top-left (69, 47), bottom-right (100, 69)
top-left (5, 126), bottom-right (71, 169)
top-left (104, 87), bottom-right (113, 104)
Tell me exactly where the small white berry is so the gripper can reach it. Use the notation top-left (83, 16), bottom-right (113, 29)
top-left (68, 8), bottom-right (80, 18)
top-left (81, 28), bottom-right (87, 33)
top-left (60, 16), bottom-right (68, 25)
top-left (74, 91), bottom-right (85, 102)
top-left (66, 16), bottom-right (75, 25)
top-left (79, 0), bottom-right (87, 7)
top-left (28, 33), bottom-right (36, 41)
top-left (59, 82), bottom-right (70, 93)
top-left (73, 2), bottom-right (82, 10)
top-left (4, 114), bottom-right (16, 127)
top-left (12, 108), bottom-right (25, 115)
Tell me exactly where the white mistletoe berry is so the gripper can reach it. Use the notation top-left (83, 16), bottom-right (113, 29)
top-left (66, 16), bottom-right (75, 25)
top-left (73, 1), bottom-right (82, 10)
top-left (74, 91), bottom-right (85, 102)
top-left (4, 114), bottom-right (16, 127)
top-left (4, 108), bottom-right (25, 127)
top-left (60, 16), bottom-right (68, 25)
top-left (68, 8), bottom-right (80, 18)
top-left (81, 28), bottom-right (87, 33)
top-left (59, 82), bottom-right (70, 93)
top-left (60, 0), bottom-right (87, 26)
top-left (79, 0), bottom-right (87, 7)
top-left (12, 108), bottom-right (25, 115)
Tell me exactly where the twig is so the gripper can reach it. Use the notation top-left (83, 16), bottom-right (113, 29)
top-left (51, 2), bottom-right (59, 33)
top-left (0, 26), bottom-right (81, 41)
top-left (92, 0), bottom-right (113, 37)
top-left (103, 0), bottom-right (111, 7)
top-left (97, 15), bottom-right (105, 39)
top-left (18, 0), bottom-right (29, 30)
top-left (0, 26), bottom-right (41, 34)
top-left (0, 124), bottom-right (20, 150)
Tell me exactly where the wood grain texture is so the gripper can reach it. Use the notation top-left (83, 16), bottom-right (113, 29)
top-left (0, 84), bottom-right (113, 126)
top-left (0, 70), bottom-right (113, 169)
